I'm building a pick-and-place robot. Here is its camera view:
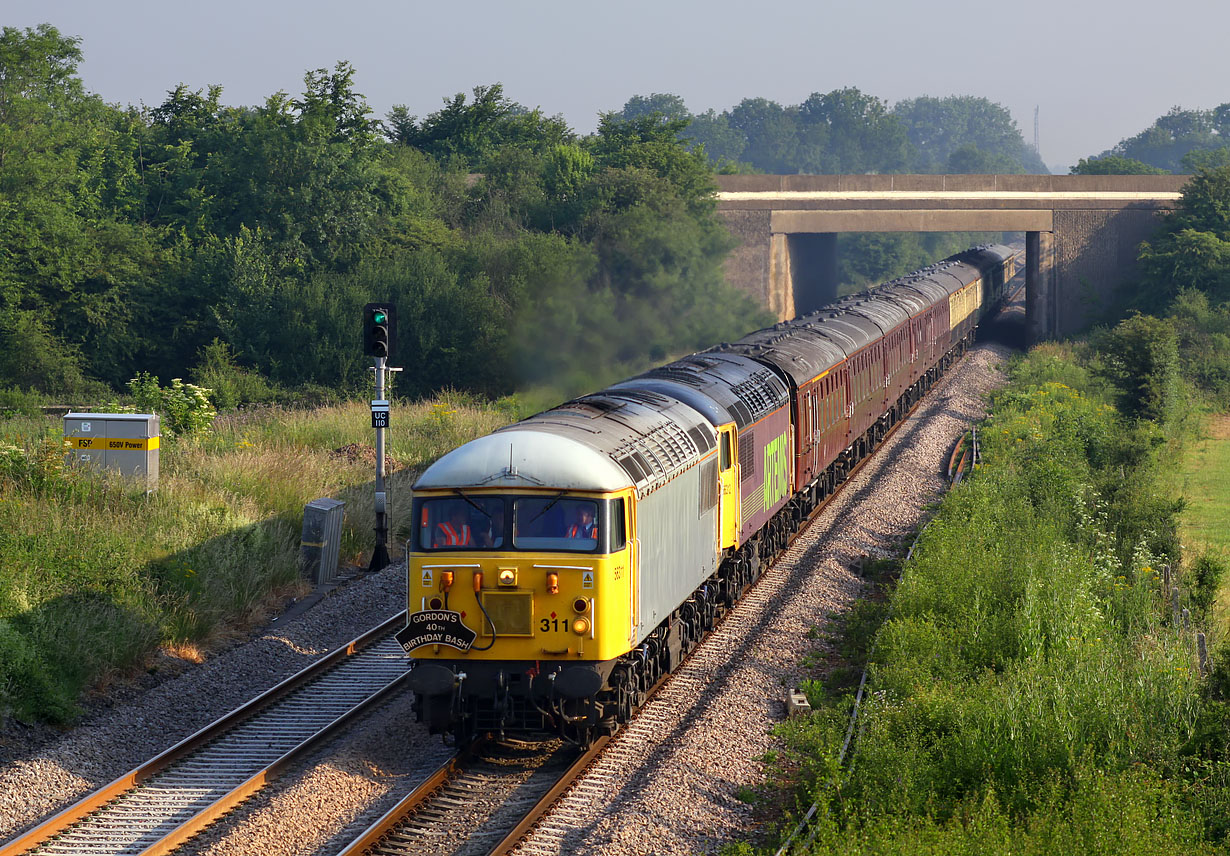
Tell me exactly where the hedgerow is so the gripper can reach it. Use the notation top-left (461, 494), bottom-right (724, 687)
top-left (751, 342), bottom-right (1228, 854)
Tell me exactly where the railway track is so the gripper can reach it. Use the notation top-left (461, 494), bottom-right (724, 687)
top-left (1, 613), bottom-right (412, 856)
top-left (336, 737), bottom-right (606, 856)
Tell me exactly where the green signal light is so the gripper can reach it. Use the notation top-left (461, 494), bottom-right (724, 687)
top-left (373, 310), bottom-right (387, 324)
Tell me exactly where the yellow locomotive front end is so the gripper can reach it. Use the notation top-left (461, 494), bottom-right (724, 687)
top-left (400, 428), bottom-right (651, 742)
top-left (401, 386), bottom-right (726, 744)
top-left (405, 488), bottom-right (636, 664)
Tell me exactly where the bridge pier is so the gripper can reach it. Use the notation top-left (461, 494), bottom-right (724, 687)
top-left (1025, 230), bottom-right (1055, 344)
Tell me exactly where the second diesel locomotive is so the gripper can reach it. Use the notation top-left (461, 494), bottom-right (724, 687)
top-left (400, 244), bottom-right (1020, 743)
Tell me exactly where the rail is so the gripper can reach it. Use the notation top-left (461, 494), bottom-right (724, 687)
top-left (1, 612), bottom-right (410, 856)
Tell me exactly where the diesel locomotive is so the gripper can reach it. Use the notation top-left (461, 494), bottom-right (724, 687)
top-left (399, 244), bottom-right (1020, 743)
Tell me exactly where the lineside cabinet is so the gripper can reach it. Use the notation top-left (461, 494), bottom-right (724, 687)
top-left (63, 412), bottom-right (160, 488)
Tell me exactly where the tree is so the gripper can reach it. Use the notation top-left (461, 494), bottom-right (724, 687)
top-left (1165, 165), bottom-right (1230, 235)
top-left (1182, 148), bottom-right (1230, 173)
top-left (618, 93), bottom-right (690, 124)
top-left (947, 144), bottom-right (1022, 174)
top-left (588, 112), bottom-right (718, 215)
top-left (0, 24), bottom-right (169, 392)
top-left (296, 61), bottom-right (376, 144)
top-left (1136, 166), bottom-right (1230, 310)
top-left (0, 24), bottom-right (86, 164)
top-left (727, 97), bottom-right (798, 173)
top-left (1097, 106), bottom-right (1227, 173)
top-left (683, 108), bottom-right (746, 166)
top-left (796, 87), bottom-right (910, 174)
top-left (893, 95), bottom-right (1044, 173)
top-left (1071, 155), bottom-right (1168, 175)
top-left (388, 83), bottom-right (571, 168)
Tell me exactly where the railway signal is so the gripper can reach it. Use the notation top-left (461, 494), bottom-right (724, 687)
top-left (364, 302), bottom-right (399, 571)
top-left (363, 303), bottom-right (397, 359)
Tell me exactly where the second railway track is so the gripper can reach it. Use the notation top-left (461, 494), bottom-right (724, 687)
top-left (336, 737), bottom-right (604, 856)
top-left (2, 613), bottom-right (412, 856)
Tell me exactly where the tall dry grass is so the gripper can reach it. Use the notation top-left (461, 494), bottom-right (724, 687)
top-left (0, 394), bottom-right (512, 724)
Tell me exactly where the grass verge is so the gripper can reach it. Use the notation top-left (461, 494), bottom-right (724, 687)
top-left (0, 394), bottom-right (512, 725)
top-left (1177, 414), bottom-right (1230, 634)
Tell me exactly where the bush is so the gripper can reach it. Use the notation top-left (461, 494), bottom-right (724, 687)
top-left (0, 619), bottom-right (75, 725)
top-left (0, 387), bottom-right (45, 418)
top-left (191, 340), bottom-right (286, 410)
top-left (1188, 553), bottom-right (1228, 622)
top-left (763, 343), bottom-right (1216, 853)
top-left (127, 372), bottom-right (217, 438)
top-left (1093, 314), bottom-right (1183, 426)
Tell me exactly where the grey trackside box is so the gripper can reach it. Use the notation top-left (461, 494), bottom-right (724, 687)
top-left (63, 412), bottom-right (160, 488)
top-left (300, 498), bottom-right (345, 585)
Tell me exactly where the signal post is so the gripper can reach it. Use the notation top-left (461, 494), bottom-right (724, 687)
top-left (363, 302), bottom-right (397, 571)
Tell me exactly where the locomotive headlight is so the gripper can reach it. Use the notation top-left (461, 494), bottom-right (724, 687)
top-left (546, 572), bottom-right (559, 595)
top-left (498, 568), bottom-right (517, 587)
top-left (572, 597), bottom-right (590, 614)
top-left (571, 617), bottom-right (590, 635)
top-left (440, 571), bottom-right (454, 592)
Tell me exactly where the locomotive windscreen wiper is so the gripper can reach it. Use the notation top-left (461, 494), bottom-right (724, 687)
top-left (454, 488), bottom-right (492, 519)
top-left (527, 490), bottom-right (567, 525)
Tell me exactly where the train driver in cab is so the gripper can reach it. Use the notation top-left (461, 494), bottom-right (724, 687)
top-left (434, 505), bottom-right (474, 547)
top-left (566, 505), bottom-right (598, 540)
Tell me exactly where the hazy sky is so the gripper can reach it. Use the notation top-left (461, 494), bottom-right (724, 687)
top-left (7, 0), bottom-right (1224, 171)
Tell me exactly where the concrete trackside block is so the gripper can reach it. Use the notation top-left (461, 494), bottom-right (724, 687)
top-left (300, 498), bottom-right (345, 585)
top-left (787, 688), bottom-right (812, 718)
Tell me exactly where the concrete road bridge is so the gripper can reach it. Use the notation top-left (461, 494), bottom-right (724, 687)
top-left (715, 174), bottom-right (1188, 341)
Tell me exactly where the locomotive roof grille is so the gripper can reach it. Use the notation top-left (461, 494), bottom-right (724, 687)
top-left (654, 366), bottom-right (707, 388)
top-left (617, 452), bottom-right (649, 482)
top-left (729, 399), bottom-right (753, 426)
top-left (687, 425), bottom-right (715, 453)
top-left (728, 371), bottom-right (780, 416)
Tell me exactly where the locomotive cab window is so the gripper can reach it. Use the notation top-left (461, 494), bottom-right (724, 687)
top-left (514, 496), bottom-right (600, 552)
top-left (609, 497), bottom-right (627, 551)
top-left (415, 494), bottom-right (605, 553)
top-left (418, 496), bottom-right (505, 550)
